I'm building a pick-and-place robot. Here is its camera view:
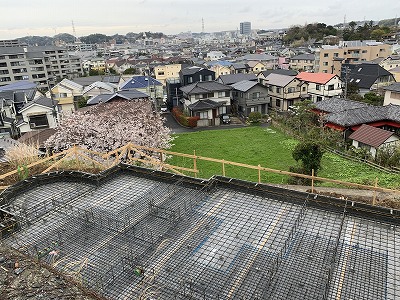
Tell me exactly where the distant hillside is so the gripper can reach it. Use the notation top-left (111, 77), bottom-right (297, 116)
top-left (378, 18), bottom-right (400, 27)
top-left (16, 31), bottom-right (167, 46)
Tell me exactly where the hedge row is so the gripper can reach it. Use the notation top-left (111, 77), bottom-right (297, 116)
top-left (172, 107), bottom-right (199, 128)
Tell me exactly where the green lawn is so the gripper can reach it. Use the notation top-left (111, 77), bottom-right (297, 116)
top-left (169, 126), bottom-right (400, 189)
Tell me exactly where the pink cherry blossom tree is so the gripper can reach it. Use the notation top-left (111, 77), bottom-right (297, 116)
top-left (45, 99), bottom-right (172, 153)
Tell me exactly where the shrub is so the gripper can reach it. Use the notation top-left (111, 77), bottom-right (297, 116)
top-left (248, 111), bottom-right (262, 124)
top-left (172, 107), bottom-right (198, 128)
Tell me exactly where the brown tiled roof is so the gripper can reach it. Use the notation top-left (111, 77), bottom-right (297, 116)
top-left (349, 124), bottom-right (395, 148)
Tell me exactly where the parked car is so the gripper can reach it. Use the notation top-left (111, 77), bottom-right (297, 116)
top-left (220, 114), bottom-right (231, 124)
top-left (160, 104), bottom-right (168, 113)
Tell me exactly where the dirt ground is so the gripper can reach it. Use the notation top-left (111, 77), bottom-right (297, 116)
top-left (0, 242), bottom-right (105, 300)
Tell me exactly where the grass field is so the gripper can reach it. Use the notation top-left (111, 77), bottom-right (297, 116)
top-left (169, 126), bottom-right (400, 189)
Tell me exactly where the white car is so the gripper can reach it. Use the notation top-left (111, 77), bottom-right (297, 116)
top-left (160, 104), bottom-right (168, 113)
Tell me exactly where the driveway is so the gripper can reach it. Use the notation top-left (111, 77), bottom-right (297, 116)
top-left (163, 112), bottom-right (246, 134)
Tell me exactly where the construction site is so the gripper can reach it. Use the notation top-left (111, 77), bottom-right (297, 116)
top-left (0, 163), bottom-right (399, 299)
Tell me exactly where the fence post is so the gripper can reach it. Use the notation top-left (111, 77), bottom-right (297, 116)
top-left (372, 177), bottom-right (378, 206)
top-left (159, 152), bottom-right (163, 171)
top-left (193, 150), bottom-right (197, 178)
top-left (258, 164), bottom-right (261, 183)
top-left (311, 169), bottom-right (315, 193)
top-left (222, 160), bottom-right (225, 177)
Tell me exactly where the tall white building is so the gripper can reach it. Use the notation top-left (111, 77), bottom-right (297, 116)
top-left (240, 22), bottom-right (251, 35)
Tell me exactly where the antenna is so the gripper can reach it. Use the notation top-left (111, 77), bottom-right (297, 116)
top-left (72, 20), bottom-right (77, 43)
top-left (202, 18), bottom-right (204, 33)
top-left (343, 14), bottom-right (347, 28)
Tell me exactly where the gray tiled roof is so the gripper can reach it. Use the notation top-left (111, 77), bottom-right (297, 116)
top-left (180, 66), bottom-right (204, 76)
top-left (347, 63), bottom-right (393, 89)
top-left (259, 69), bottom-right (298, 77)
top-left (238, 53), bottom-right (277, 61)
top-left (290, 54), bottom-right (315, 61)
top-left (231, 80), bottom-right (259, 92)
top-left (218, 73), bottom-right (257, 85)
top-left (314, 98), bottom-right (369, 113)
top-left (19, 97), bottom-right (58, 112)
top-left (263, 73), bottom-right (297, 87)
top-left (87, 89), bottom-right (148, 105)
top-left (325, 104), bottom-right (400, 127)
top-left (180, 81), bottom-right (231, 94)
top-left (384, 82), bottom-right (400, 92)
top-left (188, 99), bottom-right (223, 111)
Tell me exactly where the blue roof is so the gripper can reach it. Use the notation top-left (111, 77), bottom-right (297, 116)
top-left (0, 81), bottom-right (37, 91)
top-left (120, 76), bottom-right (162, 89)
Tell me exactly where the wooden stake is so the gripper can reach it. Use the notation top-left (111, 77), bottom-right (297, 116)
top-left (311, 169), bottom-right (315, 194)
top-left (258, 164), bottom-right (261, 183)
top-left (222, 159), bottom-right (226, 177)
top-left (372, 177), bottom-right (378, 206)
top-left (193, 150), bottom-right (197, 178)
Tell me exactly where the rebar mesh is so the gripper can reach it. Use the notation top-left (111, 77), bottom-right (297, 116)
top-left (1, 169), bottom-right (399, 300)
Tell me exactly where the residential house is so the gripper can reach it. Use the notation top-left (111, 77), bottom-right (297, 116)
top-left (49, 79), bottom-right (83, 112)
top-left (349, 124), bottom-right (399, 158)
top-left (379, 55), bottom-right (400, 71)
top-left (180, 81), bottom-right (232, 126)
top-left (154, 64), bottom-right (182, 85)
top-left (342, 63), bottom-right (395, 95)
top-left (18, 128), bottom-right (56, 151)
top-left (289, 54), bottom-right (315, 72)
top-left (206, 51), bottom-right (226, 61)
top-left (296, 72), bottom-right (342, 102)
top-left (217, 73), bottom-right (258, 85)
top-left (322, 103), bottom-right (400, 136)
top-left (316, 40), bottom-right (392, 75)
top-left (120, 75), bottom-right (163, 100)
top-left (72, 75), bottom-right (124, 89)
top-left (179, 66), bottom-right (215, 86)
top-left (262, 73), bottom-right (305, 111)
top-left (82, 81), bottom-right (117, 98)
top-left (389, 66), bottom-right (400, 82)
top-left (87, 89), bottom-right (149, 105)
top-left (205, 61), bottom-right (232, 78)
top-left (231, 80), bottom-right (269, 116)
top-left (246, 61), bottom-right (267, 74)
top-left (109, 59), bottom-right (136, 74)
top-left (257, 69), bottom-right (298, 85)
top-left (0, 97), bottom-right (17, 137)
top-left (383, 82), bottom-right (400, 106)
top-left (17, 97), bottom-right (59, 134)
top-left (230, 63), bottom-right (250, 74)
top-left (236, 53), bottom-right (278, 69)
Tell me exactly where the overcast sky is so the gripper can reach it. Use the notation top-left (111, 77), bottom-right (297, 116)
top-left (1, 0), bottom-right (399, 39)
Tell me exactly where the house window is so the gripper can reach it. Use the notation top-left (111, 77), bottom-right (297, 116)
top-left (287, 87), bottom-right (295, 93)
top-left (29, 114), bottom-right (49, 128)
top-left (218, 106), bottom-right (226, 115)
top-left (302, 86), bottom-right (306, 92)
top-left (157, 71), bottom-right (164, 76)
top-left (328, 85), bottom-right (334, 91)
top-left (198, 111), bottom-right (208, 119)
top-left (316, 96), bottom-right (323, 102)
top-left (323, 62), bottom-right (328, 66)
top-left (276, 99), bottom-right (281, 107)
top-left (323, 53), bottom-right (328, 57)
top-left (276, 87), bottom-right (281, 93)
top-left (59, 93), bottom-right (68, 98)
top-left (288, 99), bottom-right (294, 107)
top-left (188, 76), bottom-right (193, 83)
top-left (205, 75), bottom-right (212, 81)
top-left (252, 92), bottom-right (260, 99)
top-left (316, 84), bottom-right (321, 90)
top-left (218, 91), bottom-right (225, 97)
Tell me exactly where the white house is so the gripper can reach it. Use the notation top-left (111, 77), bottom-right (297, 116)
top-left (349, 124), bottom-right (399, 158)
top-left (17, 97), bottom-right (60, 134)
top-left (383, 82), bottom-right (400, 106)
top-left (206, 51), bottom-right (226, 61)
top-left (296, 72), bottom-right (342, 102)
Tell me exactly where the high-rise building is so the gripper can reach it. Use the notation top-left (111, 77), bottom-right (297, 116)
top-left (240, 22), bottom-right (251, 35)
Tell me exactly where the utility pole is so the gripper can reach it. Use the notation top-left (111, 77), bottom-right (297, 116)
top-left (343, 66), bottom-right (350, 99)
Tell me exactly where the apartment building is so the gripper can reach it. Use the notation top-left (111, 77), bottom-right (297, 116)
top-left (0, 46), bottom-right (83, 88)
top-left (289, 53), bottom-right (315, 72)
top-left (316, 40), bottom-right (392, 75)
top-left (154, 64), bottom-right (182, 85)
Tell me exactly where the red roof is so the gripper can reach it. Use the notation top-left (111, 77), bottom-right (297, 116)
top-left (348, 124), bottom-right (396, 148)
top-left (296, 72), bottom-right (337, 84)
